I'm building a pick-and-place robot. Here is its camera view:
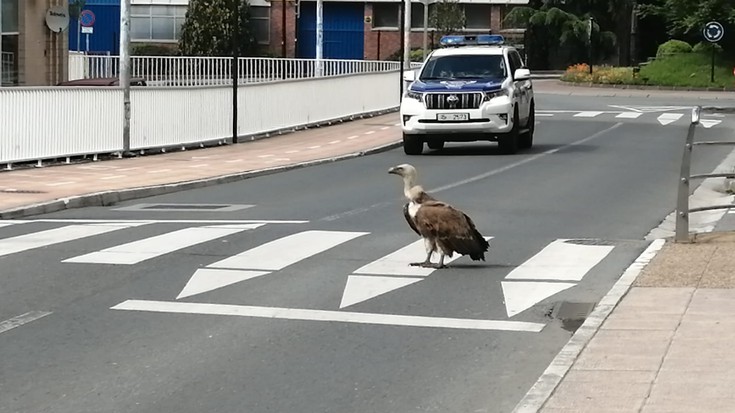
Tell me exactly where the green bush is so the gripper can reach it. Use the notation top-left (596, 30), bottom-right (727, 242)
top-left (132, 43), bottom-right (179, 56)
top-left (387, 47), bottom-right (432, 62)
top-left (656, 39), bottom-right (692, 58)
top-left (692, 41), bottom-right (723, 54)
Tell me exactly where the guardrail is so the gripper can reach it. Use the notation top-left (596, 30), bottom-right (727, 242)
top-left (69, 55), bottom-right (412, 86)
top-left (0, 70), bottom-right (401, 167)
top-left (675, 105), bottom-right (735, 242)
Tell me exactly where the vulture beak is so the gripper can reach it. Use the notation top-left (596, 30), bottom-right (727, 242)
top-left (388, 166), bottom-right (400, 175)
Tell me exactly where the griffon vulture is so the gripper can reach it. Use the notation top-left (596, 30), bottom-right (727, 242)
top-left (388, 163), bottom-right (490, 269)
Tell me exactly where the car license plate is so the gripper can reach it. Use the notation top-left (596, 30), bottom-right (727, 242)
top-left (437, 113), bottom-right (469, 121)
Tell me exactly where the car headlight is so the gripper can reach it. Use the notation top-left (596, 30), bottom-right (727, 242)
top-left (483, 89), bottom-right (509, 101)
top-left (404, 90), bottom-right (424, 101)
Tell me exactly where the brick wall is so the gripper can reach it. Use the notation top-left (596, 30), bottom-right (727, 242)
top-left (18, 0), bottom-right (69, 86)
top-left (269, 0), bottom-right (297, 57)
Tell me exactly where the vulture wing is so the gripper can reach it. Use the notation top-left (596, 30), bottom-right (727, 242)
top-left (414, 201), bottom-right (490, 261)
top-left (402, 202), bottom-right (421, 236)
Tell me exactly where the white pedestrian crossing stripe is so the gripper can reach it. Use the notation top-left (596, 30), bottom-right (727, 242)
top-left (0, 223), bottom-right (146, 258)
top-left (63, 223), bottom-right (264, 265)
top-left (1, 220), bottom-right (621, 324)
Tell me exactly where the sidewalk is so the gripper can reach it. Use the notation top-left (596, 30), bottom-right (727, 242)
top-left (0, 112), bottom-right (402, 219)
top-left (3, 82), bottom-right (735, 413)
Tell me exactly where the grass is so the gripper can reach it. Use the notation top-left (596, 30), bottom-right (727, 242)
top-left (560, 52), bottom-right (735, 89)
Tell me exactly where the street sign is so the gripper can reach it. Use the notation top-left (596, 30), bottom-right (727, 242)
top-left (81, 26), bottom-right (93, 34)
top-left (79, 9), bottom-right (95, 27)
top-left (703, 21), bottom-right (724, 43)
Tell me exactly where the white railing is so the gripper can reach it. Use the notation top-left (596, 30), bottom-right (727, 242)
top-left (0, 88), bottom-right (122, 164)
top-left (68, 54), bottom-right (409, 86)
top-left (1, 70), bottom-right (401, 165)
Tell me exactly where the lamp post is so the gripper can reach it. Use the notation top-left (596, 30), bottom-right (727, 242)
top-left (120, 0), bottom-right (131, 154)
top-left (403, 0), bottom-right (411, 67)
top-left (422, 0), bottom-right (428, 60)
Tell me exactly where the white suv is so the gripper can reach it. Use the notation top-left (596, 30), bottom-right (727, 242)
top-left (400, 34), bottom-right (535, 155)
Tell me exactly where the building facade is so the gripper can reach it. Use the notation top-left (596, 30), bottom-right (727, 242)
top-left (1, 0), bottom-right (69, 86)
top-left (63, 0), bottom-right (525, 60)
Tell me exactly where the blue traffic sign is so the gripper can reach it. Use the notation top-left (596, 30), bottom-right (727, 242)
top-left (79, 9), bottom-right (95, 27)
top-left (703, 21), bottom-right (724, 43)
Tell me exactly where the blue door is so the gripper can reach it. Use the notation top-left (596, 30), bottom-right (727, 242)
top-left (297, 2), bottom-right (365, 60)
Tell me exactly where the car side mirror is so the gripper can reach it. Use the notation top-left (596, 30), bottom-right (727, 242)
top-left (403, 70), bottom-right (416, 82)
top-left (514, 68), bottom-right (531, 81)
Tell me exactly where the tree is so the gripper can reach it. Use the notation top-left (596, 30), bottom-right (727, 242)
top-left (639, 0), bottom-right (735, 36)
top-left (504, 6), bottom-right (617, 69)
top-left (429, 0), bottom-right (466, 37)
top-left (178, 0), bottom-right (258, 57)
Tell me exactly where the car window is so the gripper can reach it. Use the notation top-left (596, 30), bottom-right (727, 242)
top-left (419, 54), bottom-right (507, 80)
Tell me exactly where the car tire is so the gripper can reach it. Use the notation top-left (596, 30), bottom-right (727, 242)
top-left (427, 140), bottom-right (445, 150)
top-left (519, 101), bottom-right (534, 149)
top-left (403, 134), bottom-right (424, 155)
top-left (498, 107), bottom-right (520, 155)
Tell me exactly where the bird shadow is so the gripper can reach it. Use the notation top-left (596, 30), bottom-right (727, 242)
top-left (443, 262), bottom-right (514, 270)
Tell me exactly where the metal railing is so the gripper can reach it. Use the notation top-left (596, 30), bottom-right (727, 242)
top-left (68, 54), bottom-right (411, 86)
top-left (675, 105), bottom-right (735, 242)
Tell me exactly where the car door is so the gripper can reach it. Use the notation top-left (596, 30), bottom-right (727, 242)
top-left (510, 50), bottom-right (531, 124)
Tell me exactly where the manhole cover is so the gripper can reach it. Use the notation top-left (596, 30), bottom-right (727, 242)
top-left (113, 203), bottom-right (254, 212)
top-left (0, 189), bottom-right (45, 194)
top-left (552, 301), bottom-right (596, 333)
top-left (564, 239), bottom-right (615, 246)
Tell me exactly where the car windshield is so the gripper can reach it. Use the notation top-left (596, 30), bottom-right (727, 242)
top-left (419, 54), bottom-right (506, 81)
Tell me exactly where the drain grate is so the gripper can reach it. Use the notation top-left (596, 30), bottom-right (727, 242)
top-left (0, 189), bottom-right (45, 194)
top-left (564, 238), bottom-right (615, 246)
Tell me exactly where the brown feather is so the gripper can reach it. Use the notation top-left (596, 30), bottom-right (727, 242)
top-left (414, 201), bottom-right (489, 261)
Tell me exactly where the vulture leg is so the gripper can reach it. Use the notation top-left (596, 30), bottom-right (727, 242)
top-left (428, 252), bottom-right (448, 269)
top-left (410, 238), bottom-right (434, 267)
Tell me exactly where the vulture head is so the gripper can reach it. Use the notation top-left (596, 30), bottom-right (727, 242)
top-left (388, 163), bottom-right (422, 200)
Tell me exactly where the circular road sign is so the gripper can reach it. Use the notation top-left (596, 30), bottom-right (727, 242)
top-left (703, 21), bottom-right (724, 43)
top-left (80, 9), bottom-right (96, 27)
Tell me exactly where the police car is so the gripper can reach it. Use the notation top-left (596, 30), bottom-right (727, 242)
top-left (400, 34), bottom-right (534, 155)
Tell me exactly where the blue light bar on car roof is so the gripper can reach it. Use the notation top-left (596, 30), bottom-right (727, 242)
top-left (439, 34), bottom-right (505, 47)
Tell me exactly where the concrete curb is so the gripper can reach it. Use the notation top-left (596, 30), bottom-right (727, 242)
top-left (560, 80), bottom-right (735, 92)
top-left (510, 238), bottom-right (666, 413)
top-left (0, 140), bottom-right (403, 219)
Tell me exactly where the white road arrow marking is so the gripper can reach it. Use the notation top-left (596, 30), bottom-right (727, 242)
top-left (657, 113), bottom-right (683, 125)
top-left (504, 239), bottom-right (614, 281)
top-left (700, 119), bottom-right (722, 129)
top-left (340, 236), bottom-right (494, 308)
top-left (64, 224), bottom-right (264, 265)
top-left (176, 268), bottom-right (270, 299)
top-left (209, 230), bottom-right (369, 271)
top-left (0, 221), bottom-right (27, 228)
top-left (502, 281), bottom-right (576, 318)
top-left (112, 300), bottom-right (546, 332)
top-left (339, 275), bottom-right (422, 308)
top-left (0, 223), bottom-right (145, 258)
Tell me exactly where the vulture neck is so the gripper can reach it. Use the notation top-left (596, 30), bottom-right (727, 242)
top-left (402, 175), bottom-right (424, 202)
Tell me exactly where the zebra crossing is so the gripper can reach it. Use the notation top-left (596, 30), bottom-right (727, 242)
top-left (537, 109), bottom-right (727, 128)
top-left (1, 219), bottom-right (625, 329)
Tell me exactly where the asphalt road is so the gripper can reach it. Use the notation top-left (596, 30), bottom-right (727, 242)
top-left (1, 94), bottom-right (734, 413)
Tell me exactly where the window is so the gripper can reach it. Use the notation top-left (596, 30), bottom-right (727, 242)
top-left (250, 6), bottom-right (270, 45)
top-left (410, 3), bottom-right (433, 29)
top-left (1, 0), bottom-right (19, 33)
top-left (1, 0), bottom-right (19, 86)
top-left (131, 4), bottom-right (186, 42)
top-left (372, 3), bottom-right (398, 28)
top-left (463, 4), bottom-right (491, 30)
top-left (420, 54), bottom-right (506, 80)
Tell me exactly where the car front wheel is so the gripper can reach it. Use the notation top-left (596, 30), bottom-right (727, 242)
top-left (497, 107), bottom-right (520, 155)
top-left (403, 134), bottom-right (424, 155)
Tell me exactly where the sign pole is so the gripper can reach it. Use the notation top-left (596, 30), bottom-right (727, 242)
top-left (0, 0), bottom-right (3, 87)
top-left (398, 0), bottom-right (405, 100)
top-left (711, 43), bottom-right (715, 83)
top-left (316, 0), bottom-right (323, 76)
top-left (703, 21), bottom-right (724, 84)
top-left (231, 0), bottom-right (239, 144)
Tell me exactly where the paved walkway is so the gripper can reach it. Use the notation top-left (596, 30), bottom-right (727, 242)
top-left (3, 83), bottom-right (735, 413)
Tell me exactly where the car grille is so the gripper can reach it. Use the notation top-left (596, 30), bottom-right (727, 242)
top-left (425, 93), bottom-right (483, 110)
